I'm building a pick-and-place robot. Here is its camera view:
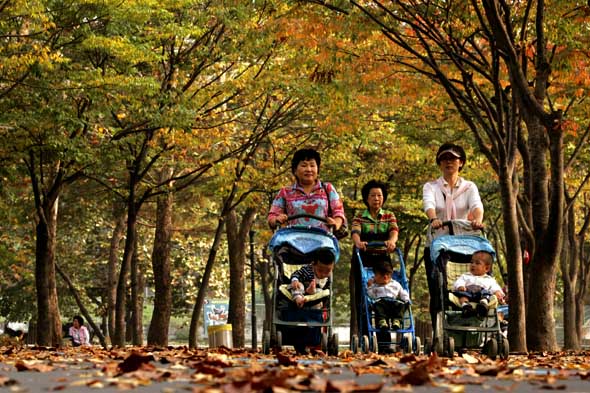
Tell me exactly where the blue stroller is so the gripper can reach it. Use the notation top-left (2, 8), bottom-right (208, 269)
top-left (262, 215), bottom-right (340, 356)
top-left (351, 244), bottom-right (421, 354)
top-left (425, 220), bottom-right (509, 359)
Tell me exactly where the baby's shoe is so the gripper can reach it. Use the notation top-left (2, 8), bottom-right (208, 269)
top-left (390, 319), bottom-right (402, 331)
top-left (461, 303), bottom-right (474, 317)
top-left (476, 299), bottom-right (489, 318)
top-left (378, 319), bottom-right (388, 329)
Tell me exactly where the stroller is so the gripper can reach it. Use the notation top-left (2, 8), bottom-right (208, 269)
top-left (425, 219), bottom-right (509, 359)
top-left (262, 214), bottom-right (340, 356)
top-left (351, 244), bottom-right (421, 355)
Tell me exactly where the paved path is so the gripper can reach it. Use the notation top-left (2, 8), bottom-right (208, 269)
top-left (1, 346), bottom-right (589, 392)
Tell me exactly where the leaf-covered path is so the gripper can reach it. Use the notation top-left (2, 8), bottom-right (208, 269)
top-left (1, 346), bottom-right (589, 392)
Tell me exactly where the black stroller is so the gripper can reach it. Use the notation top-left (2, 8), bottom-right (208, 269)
top-left (351, 244), bottom-right (421, 355)
top-left (262, 215), bottom-right (340, 356)
top-left (425, 220), bottom-right (509, 359)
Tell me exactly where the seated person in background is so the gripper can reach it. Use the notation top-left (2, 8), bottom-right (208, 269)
top-left (4, 323), bottom-right (24, 341)
top-left (451, 251), bottom-right (505, 318)
top-left (289, 254), bottom-right (334, 309)
top-left (69, 315), bottom-right (90, 347)
top-left (367, 262), bottom-right (410, 331)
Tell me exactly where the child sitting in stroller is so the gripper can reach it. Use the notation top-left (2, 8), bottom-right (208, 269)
top-left (451, 250), bottom-right (505, 318)
top-left (367, 262), bottom-right (410, 330)
top-left (366, 261), bottom-right (411, 353)
top-left (289, 256), bottom-right (334, 309)
top-left (275, 250), bottom-right (335, 354)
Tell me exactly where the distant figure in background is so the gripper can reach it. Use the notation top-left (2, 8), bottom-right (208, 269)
top-left (4, 323), bottom-right (24, 341)
top-left (69, 315), bottom-right (90, 347)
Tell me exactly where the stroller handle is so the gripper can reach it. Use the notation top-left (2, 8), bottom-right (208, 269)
top-left (286, 213), bottom-right (339, 234)
top-left (363, 241), bottom-right (397, 251)
top-left (441, 219), bottom-right (485, 236)
top-left (287, 213), bottom-right (327, 223)
top-left (428, 219), bottom-right (485, 240)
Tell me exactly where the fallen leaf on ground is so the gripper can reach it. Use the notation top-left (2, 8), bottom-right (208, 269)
top-left (117, 352), bottom-right (155, 374)
top-left (14, 360), bottom-right (55, 372)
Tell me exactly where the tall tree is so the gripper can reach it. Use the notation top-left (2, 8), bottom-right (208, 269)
top-left (147, 169), bottom-right (174, 346)
top-left (0, 1), bottom-right (112, 345)
top-left (226, 208), bottom-right (257, 348)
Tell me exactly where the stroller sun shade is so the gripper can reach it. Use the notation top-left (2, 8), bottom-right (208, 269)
top-left (430, 234), bottom-right (496, 265)
top-left (268, 226), bottom-right (340, 263)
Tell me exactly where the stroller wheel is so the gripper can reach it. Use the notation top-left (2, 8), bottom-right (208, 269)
top-left (414, 336), bottom-right (422, 356)
top-left (362, 335), bottom-right (370, 354)
top-left (445, 335), bottom-right (455, 358)
top-left (424, 337), bottom-right (431, 355)
top-left (499, 336), bottom-right (509, 359)
top-left (276, 331), bottom-right (283, 352)
top-left (351, 334), bottom-right (359, 354)
top-left (433, 337), bottom-right (444, 356)
top-left (320, 332), bottom-right (328, 354)
top-left (371, 332), bottom-right (379, 354)
top-left (483, 337), bottom-right (498, 360)
top-left (262, 330), bottom-right (271, 355)
top-left (329, 333), bottom-right (339, 356)
top-left (402, 335), bottom-right (412, 354)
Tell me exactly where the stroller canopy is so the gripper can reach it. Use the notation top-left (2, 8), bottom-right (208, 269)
top-left (268, 226), bottom-right (340, 263)
top-left (430, 234), bottom-right (496, 266)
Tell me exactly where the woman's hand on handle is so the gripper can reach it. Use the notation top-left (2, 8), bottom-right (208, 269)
top-left (384, 240), bottom-right (397, 253)
top-left (326, 216), bottom-right (343, 230)
top-left (469, 208), bottom-right (484, 229)
top-left (355, 241), bottom-right (367, 251)
top-left (470, 219), bottom-right (484, 229)
top-left (270, 214), bottom-right (288, 228)
top-left (430, 218), bottom-right (443, 229)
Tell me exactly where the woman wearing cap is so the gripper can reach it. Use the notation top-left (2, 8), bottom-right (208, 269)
top-left (423, 143), bottom-right (484, 231)
top-left (268, 148), bottom-right (346, 232)
top-left (422, 143), bottom-right (484, 328)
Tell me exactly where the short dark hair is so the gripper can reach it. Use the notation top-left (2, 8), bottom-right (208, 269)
top-left (73, 315), bottom-right (84, 326)
top-left (361, 180), bottom-right (388, 208)
top-left (435, 143), bottom-right (467, 170)
top-left (373, 261), bottom-right (394, 275)
top-left (312, 249), bottom-right (335, 265)
top-left (472, 250), bottom-right (494, 267)
top-left (291, 148), bottom-right (321, 174)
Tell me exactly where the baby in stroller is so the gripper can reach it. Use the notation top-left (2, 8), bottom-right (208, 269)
top-left (451, 250), bottom-right (505, 318)
top-left (426, 221), bottom-right (509, 359)
top-left (274, 247), bottom-right (337, 355)
top-left (289, 255), bottom-right (334, 309)
top-left (367, 261), bottom-right (410, 331)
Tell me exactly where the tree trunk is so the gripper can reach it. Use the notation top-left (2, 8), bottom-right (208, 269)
top-left (525, 117), bottom-right (563, 351)
top-left (561, 202), bottom-right (579, 349)
top-left (498, 164), bottom-right (527, 352)
top-left (189, 217), bottom-right (226, 348)
top-left (526, 256), bottom-right (559, 350)
top-left (258, 248), bottom-right (273, 332)
top-left (130, 234), bottom-right (144, 345)
top-left (107, 207), bottom-right (126, 342)
top-left (349, 268), bottom-right (358, 341)
top-left (113, 205), bottom-right (138, 347)
top-left (575, 200), bottom-right (590, 345)
top-left (226, 208), bottom-right (257, 348)
top-left (147, 188), bottom-right (174, 346)
top-left (35, 197), bottom-right (62, 347)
